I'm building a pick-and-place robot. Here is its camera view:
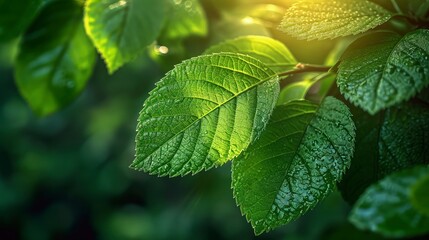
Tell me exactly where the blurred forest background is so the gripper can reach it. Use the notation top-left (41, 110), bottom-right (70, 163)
top-left (0, 0), bottom-right (419, 239)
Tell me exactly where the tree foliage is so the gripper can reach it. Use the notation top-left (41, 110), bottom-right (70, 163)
top-left (1, 0), bottom-right (429, 237)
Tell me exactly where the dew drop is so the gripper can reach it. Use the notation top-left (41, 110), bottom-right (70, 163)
top-left (386, 64), bottom-right (395, 74)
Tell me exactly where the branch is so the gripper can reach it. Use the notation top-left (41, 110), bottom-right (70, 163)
top-left (278, 63), bottom-right (331, 77)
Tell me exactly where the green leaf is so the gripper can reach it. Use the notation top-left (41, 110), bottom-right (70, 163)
top-left (0, 0), bottom-right (43, 41)
top-left (84, 0), bottom-right (165, 73)
top-left (397, 0), bottom-right (429, 19)
top-left (337, 30), bottom-right (429, 114)
top-left (160, 0), bottom-right (207, 40)
top-left (277, 73), bottom-right (334, 105)
top-left (338, 101), bottom-right (429, 204)
top-left (232, 97), bottom-right (355, 234)
top-left (279, 0), bottom-right (392, 40)
top-left (411, 174), bottom-right (429, 217)
top-left (15, 0), bottom-right (96, 116)
top-left (210, 16), bottom-right (270, 44)
top-left (350, 166), bottom-right (429, 238)
top-left (204, 35), bottom-right (296, 73)
top-left (277, 80), bottom-right (312, 104)
top-left (132, 53), bottom-right (279, 177)
top-left (319, 40), bottom-right (351, 99)
top-left (227, 4), bottom-right (286, 29)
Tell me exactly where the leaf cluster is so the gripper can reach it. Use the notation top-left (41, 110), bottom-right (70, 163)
top-left (1, 0), bottom-right (429, 237)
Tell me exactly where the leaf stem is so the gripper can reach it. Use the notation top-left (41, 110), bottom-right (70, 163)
top-left (278, 63), bottom-right (331, 77)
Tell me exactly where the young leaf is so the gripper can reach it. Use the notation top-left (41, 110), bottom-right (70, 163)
top-left (232, 97), bottom-right (355, 234)
top-left (350, 166), bottom-right (429, 238)
top-left (204, 35), bottom-right (296, 73)
top-left (279, 0), bottom-right (392, 40)
top-left (160, 0), bottom-right (207, 40)
top-left (84, 0), bottom-right (165, 73)
top-left (277, 73), bottom-right (334, 105)
top-left (319, 40), bottom-right (351, 99)
top-left (338, 101), bottom-right (429, 204)
top-left (337, 30), bottom-right (429, 114)
top-left (0, 0), bottom-right (43, 41)
top-left (132, 53), bottom-right (279, 177)
top-left (277, 80), bottom-right (312, 104)
top-left (15, 0), bottom-right (96, 116)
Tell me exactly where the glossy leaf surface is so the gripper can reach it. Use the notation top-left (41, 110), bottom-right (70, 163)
top-left (338, 102), bottom-right (429, 203)
top-left (85, 0), bottom-right (165, 73)
top-left (337, 30), bottom-right (429, 114)
top-left (132, 53), bottom-right (279, 176)
top-left (280, 0), bottom-right (392, 40)
top-left (15, 0), bottom-right (95, 116)
top-left (350, 166), bottom-right (429, 238)
top-left (232, 97), bottom-right (355, 234)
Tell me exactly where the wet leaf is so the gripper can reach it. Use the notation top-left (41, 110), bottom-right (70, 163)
top-left (232, 97), bottom-right (355, 234)
top-left (84, 0), bottom-right (165, 73)
top-left (132, 53), bottom-right (279, 177)
top-left (204, 35), bottom-right (296, 74)
top-left (350, 166), bottom-right (429, 238)
top-left (0, 0), bottom-right (43, 41)
top-left (161, 0), bottom-right (207, 40)
top-left (338, 101), bottom-right (429, 204)
top-left (279, 0), bottom-right (392, 40)
top-left (15, 0), bottom-right (96, 116)
top-left (337, 30), bottom-right (429, 114)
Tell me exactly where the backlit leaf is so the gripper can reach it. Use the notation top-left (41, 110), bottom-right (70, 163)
top-left (205, 35), bottom-right (296, 73)
top-left (210, 16), bottom-right (270, 44)
top-left (279, 0), bottom-right (392, 40)
top-left (337, 30), bottom-right (429, 114)
top-left (232, 97), bottom-right (355, 234)
top-left (161, 0), bottom-right (207, 40)
top-left (350, 166), bottom-right (429, 238)
top-left (277, 73), bottom-right (334, 104)
top-left (84, 0), bottom-right (165, 73)
top-left (132, 53), bottom-right (279, 177)
top-left (15, 0), bottom-right (95, 116)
